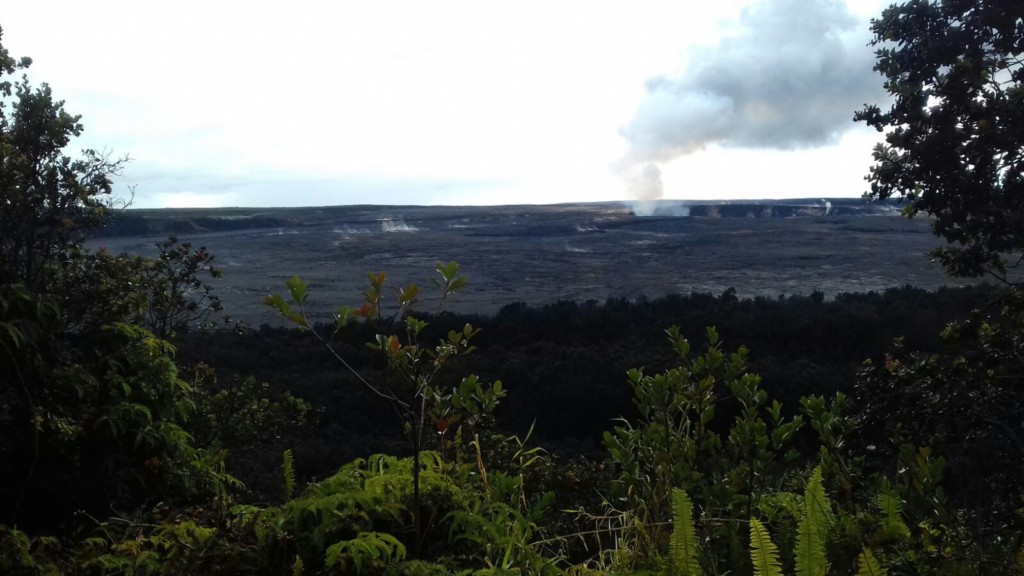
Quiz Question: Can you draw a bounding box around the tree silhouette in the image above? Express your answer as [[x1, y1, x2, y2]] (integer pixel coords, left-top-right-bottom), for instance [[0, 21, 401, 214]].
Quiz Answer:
[[856, 0, 1024, 280]]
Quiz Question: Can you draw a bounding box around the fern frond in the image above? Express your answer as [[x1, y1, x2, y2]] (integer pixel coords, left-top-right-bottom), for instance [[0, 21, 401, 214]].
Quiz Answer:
[[876, 492, 910, 542], [291, 554, 304, 576], [668, 488, 702, 576], [796, 467, 829, 576], [856, 548, 886, 576], [282, 449, 296, 500], [804, 466, 834, 528], [325, 531, 407, 573], [749, 519, 783, 576]]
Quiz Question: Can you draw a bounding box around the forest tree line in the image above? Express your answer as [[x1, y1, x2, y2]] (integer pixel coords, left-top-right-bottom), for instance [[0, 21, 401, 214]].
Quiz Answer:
[[174, 283, 999, 483]]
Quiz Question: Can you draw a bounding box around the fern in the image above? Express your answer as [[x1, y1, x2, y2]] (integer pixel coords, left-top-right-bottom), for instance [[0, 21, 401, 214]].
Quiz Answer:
[[855, 548, 886, 576], [282, 449, 296, 500], [667, 488, 702, 576], [875, 492, 910, 542], [804, 467, 835, 527], [749, 519, 782, 576], [795, 467, 829, 576], [291, 554, 304, 576], [325, 531, 407, 573]]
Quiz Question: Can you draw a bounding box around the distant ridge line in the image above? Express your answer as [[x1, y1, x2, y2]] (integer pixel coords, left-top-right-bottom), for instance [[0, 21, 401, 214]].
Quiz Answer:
[[94, 198, 901, 238]]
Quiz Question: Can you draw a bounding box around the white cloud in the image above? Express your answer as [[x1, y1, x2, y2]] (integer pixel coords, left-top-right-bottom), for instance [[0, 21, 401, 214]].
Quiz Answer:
[[1, 0, 889, 207], [617, 0, 888, 204]]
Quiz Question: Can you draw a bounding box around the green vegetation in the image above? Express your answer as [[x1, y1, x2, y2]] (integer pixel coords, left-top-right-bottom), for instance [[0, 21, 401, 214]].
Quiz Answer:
[[856, 0, 1024, 279], [4, 3, 1024, 573]]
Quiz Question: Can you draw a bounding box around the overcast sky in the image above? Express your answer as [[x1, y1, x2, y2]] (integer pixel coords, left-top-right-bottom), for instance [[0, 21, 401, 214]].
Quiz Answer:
[[3, 0, 890, 208]]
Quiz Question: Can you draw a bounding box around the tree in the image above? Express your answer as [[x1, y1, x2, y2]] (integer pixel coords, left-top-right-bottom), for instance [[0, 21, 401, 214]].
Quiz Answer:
[[0, 26, 127, 294], [0, 28, 234, 531], [855, 0, 1024, 280], [602, 326, 806, 570], [853, 294, 1024, 530], [266, 264, 507, 558], [143, 235, 224, 338]]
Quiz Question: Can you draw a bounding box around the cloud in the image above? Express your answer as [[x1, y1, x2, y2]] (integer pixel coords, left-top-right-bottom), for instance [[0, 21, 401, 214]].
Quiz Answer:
[[118, 168, 511, 209], [619, 0, 885, 197]]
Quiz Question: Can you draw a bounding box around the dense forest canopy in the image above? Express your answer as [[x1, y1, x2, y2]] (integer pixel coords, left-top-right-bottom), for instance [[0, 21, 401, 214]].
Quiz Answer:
[[3, 2, 1024, 573]]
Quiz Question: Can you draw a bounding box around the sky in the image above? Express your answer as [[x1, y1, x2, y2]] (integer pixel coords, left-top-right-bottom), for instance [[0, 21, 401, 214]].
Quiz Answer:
[[2, 0, 891, 209]]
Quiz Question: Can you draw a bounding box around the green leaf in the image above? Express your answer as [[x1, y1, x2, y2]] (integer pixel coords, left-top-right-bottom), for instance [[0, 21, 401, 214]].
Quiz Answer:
[[437, 261, 459, 281], [282, 449, 296, 500], [368, 272, 386, 289], [700, 404, 715, 425], [796, 467, 829, 576], [876, 491, 910, 542], [433, 261, 466, 296], [669, 488, 703, 576], [289, 311, 308, 329], [285, 275, 308, 305], [398, 284, 420, 305], [806, 466, 835, 527], [0, 322, 24, 348], [406, 315, 427, 334], [264, 293, 292, 317], [335, 305, 353, 329], [325, 531, 406, 572], [855, 548, 886, 576], [705, 326, 720, 347], [749, 519, 782, 576]]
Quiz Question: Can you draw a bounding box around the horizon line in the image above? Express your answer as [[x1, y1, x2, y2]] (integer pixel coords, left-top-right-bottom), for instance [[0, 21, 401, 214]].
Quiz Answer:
[[117, 196, 878, 211]]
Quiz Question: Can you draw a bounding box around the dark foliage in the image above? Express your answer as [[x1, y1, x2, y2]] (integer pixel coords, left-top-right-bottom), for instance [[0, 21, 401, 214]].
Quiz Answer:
[[176, 284, 996, 477], [857, 0, 1024, 279], [854, 289, 1024, 534]]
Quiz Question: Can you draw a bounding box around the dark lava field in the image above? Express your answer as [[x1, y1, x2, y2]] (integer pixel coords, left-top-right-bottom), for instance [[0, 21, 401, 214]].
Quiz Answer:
[[89, 199, 976, 326]]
